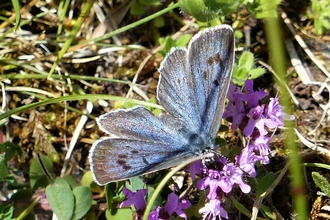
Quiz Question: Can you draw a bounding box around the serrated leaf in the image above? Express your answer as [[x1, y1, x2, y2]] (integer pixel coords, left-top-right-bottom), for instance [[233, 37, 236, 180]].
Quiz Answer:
[[46, 184, 74, 220], [248, 68, 265, 79], [205, 0, 243, 15], [237, 66, 248, 78], [179, 0, 216, 22], [238, 51, 254, 70], [72, 186, 92, 220]]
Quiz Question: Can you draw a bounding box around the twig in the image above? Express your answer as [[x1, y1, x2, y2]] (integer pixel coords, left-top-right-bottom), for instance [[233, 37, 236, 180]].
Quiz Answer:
[[281, 11, 330, 79], [60, 101, 93, 177]]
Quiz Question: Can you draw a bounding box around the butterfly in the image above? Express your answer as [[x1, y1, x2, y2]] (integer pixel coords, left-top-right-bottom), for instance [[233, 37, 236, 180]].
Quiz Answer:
[[89, 25, 235, 185]]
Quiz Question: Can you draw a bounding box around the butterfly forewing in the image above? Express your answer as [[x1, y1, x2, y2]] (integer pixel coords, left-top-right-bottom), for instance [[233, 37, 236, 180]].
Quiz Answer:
[[158, 25, 234, 141], [189, 25, 234, 140], [158, 48, 201, 134], [90, 137, 197, 185]]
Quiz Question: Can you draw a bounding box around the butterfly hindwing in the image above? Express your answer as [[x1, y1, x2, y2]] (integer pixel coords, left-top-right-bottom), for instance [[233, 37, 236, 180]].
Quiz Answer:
[[89, 106, 194, 185], [90, 137, 197, 185]]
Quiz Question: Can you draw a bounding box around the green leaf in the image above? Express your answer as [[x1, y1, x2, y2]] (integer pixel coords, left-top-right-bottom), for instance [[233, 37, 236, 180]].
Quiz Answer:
[[72, 186, 92, 220], [248, 68, 265, 80], [0, 203, 14, 220], [0, 153, 8, 179], [105, 182, 117, 210], [140, 0, 161, 6], [256, 172, 275, 197], [146, 186, 161, 210], [179, 0, 216, 22], [232, 51, 265, 86], [314, 17, 324, 35], [311, 0, 321, 12], [214, 137, 226, 146], [0, 142, 24, 162], [247, 0, 281, 19], [11, 0, 21, 31], [231, 196, 251, 218], [205, 0, 243, 15], [105, 207, 132, 220], [54, 177, 72, 189], [256, 0, 281, 19], [175, 34, 192, 47], [46, 184, 74, 220], [261, 204, 276, 219], [153, 16, 164, 28], [81, 170, 95, 187], [238, 51, 254, 70], [312, 172, 330, 197], [158, 34, 192, 58], [158, 36, 176, 57], [129, 176, 146, 192], [130, 2, 144, 15], [16, 195, 40, 220], [29, 156, 54, 190], [63, 175, 79, 189]]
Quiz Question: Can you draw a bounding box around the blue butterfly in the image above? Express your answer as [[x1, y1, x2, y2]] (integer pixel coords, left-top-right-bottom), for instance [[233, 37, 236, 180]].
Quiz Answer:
[[89, 25, 235, 185]]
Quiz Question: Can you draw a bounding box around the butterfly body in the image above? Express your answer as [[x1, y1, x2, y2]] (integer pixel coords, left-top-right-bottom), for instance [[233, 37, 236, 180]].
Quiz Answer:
[[89, 25, 235, 185]]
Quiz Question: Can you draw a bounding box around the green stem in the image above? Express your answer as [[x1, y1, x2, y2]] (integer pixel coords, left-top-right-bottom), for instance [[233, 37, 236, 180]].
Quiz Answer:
[[0, 94, 163, 121], [48, 0, 96, 78]]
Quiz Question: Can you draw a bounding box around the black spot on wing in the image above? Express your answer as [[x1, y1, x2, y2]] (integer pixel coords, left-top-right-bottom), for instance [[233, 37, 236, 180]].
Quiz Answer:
[[213, 80, 219, 86], [117, 159, 132, 170], [213, 53, 222, 64], [207, 56, 214, 65], [207, 53, 222, 65]]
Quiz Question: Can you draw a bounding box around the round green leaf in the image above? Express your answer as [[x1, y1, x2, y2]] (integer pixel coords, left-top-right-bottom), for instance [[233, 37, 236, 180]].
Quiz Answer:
[[72, 186, 92, 220], [46, 184, 74, 220]]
